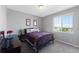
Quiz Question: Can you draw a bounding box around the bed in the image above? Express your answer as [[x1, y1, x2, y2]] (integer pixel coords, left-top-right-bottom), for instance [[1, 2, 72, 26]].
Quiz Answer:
[[25, 28, 54, 52]]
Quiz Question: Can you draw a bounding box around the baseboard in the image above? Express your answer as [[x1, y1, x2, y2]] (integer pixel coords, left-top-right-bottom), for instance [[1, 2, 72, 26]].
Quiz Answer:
[[55, 39, 79, 49]]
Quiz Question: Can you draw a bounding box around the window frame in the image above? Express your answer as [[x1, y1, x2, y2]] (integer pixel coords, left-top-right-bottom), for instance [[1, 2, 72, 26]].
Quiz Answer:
[[53, 13, 74, 33]]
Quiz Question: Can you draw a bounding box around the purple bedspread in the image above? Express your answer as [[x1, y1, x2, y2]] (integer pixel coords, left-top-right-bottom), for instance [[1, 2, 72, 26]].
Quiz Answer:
[[26, 32, 53, 44], [27, 32, 50, 39], [26, 31, 54, 52]]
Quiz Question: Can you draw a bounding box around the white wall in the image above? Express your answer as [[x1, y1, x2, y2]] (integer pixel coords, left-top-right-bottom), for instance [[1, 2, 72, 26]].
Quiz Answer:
[[0, 5, 7, 31], [7, 9, 42, 34], [41, 6, 79, 46]]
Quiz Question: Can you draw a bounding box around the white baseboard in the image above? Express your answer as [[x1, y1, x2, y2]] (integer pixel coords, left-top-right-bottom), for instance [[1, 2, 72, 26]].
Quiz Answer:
[[55, 39, 79, 49]]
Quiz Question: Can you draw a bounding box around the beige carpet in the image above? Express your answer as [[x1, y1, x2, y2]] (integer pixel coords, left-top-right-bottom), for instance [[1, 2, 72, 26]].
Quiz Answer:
[[21, 40, 79, 53]]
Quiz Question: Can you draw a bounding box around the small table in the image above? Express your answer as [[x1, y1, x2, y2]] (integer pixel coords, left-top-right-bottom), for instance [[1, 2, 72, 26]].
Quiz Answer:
[[0, 36, 21, 53]]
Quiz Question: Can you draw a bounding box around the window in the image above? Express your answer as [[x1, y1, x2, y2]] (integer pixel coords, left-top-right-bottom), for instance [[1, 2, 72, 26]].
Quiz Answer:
[[53, 13, 73, 32]]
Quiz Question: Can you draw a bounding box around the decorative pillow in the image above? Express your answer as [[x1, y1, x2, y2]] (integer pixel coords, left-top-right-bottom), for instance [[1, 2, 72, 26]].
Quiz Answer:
[[30, 29, 34, 32], [26, 28, 40, 33], [27, 29, 31, 33], [33, 28, 40, 32]]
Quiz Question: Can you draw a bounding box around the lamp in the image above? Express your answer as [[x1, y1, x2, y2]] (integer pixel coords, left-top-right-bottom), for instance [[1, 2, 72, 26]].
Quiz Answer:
[[38, 5, 44, 9]]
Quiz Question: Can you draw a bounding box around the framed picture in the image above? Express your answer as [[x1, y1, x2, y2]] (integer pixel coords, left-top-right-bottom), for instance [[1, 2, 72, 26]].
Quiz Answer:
[[26, 19, 31, 26], [33, 20, 37, 26]]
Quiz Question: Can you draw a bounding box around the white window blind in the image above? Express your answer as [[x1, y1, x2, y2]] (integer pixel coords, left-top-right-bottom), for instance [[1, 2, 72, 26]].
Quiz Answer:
[[53, 13, 73, 32]]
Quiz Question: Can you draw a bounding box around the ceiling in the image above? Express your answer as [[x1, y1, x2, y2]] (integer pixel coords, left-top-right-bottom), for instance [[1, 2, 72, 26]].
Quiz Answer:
[[7, 5, 77, 17]]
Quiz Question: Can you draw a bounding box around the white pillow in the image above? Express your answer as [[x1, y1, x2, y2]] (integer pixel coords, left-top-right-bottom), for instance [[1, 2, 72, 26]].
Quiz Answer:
[[34, 28, 40, 32], [27, 28, 40, 33], [27, 29, 31, 33], [30, 29, 34, 32]]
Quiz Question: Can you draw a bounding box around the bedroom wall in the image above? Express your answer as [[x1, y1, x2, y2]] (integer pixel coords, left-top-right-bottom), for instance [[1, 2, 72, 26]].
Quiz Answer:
[[0, 5, 7, 31], [41, 6, 79, 47], [7, 9, 42, 34]]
